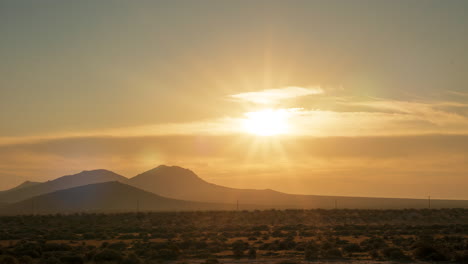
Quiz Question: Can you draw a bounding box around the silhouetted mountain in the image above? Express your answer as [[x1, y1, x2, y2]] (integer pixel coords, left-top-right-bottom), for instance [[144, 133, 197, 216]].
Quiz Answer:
[[129, 165, 234, 200], [0, 170, 127, 203], [1, 165, 467, 210], [0, 181, 234, 215], [0, 181, 40, 193], [129, 165, 468, 209], [129, 165, 290, 206]]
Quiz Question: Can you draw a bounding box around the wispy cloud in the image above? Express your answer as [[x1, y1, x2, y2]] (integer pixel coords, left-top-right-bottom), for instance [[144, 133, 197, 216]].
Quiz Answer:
[[447, 90, 468, 97], [2, 93, 468, 148], [230, 86, 323, 104], [2, 97, 468, 145]]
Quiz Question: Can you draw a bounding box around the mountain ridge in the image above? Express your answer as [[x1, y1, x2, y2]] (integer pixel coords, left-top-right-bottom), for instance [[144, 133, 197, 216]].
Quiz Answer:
[[0, 181, 237, 215], [128, 165, 468, 209], [1, 165, 468, 210], [0, 180, 41, 193], [0, 169, 127, 203]]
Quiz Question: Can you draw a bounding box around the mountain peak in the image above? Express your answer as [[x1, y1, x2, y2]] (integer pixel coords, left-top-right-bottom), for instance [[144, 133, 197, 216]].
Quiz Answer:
[[79, 169, 114, 174], [1, 180, 41, 193], [143, 165, 198, 178], [56, 169, 127, 183], [129, 165, 206, 189], [128, 165, 217, 201], [154, 164, 187, 170]]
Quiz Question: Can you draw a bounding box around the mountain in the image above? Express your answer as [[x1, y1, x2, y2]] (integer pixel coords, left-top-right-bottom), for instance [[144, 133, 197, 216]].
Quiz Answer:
[[129, 165, 468, 209], [0, 170, 127, 203], [0, 181, 40, 193], [1, 165, 467, 211], [129, 165, 236, 201], [0, 181, 235, 215]]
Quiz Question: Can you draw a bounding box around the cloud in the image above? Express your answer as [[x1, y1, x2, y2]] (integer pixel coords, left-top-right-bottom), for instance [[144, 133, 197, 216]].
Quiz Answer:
[[341, 100, 468, 125], [2, 95, 468, 148], [2, 98, 468, 146], [230, 86, 323, 104], [447, 90, 468, 97]]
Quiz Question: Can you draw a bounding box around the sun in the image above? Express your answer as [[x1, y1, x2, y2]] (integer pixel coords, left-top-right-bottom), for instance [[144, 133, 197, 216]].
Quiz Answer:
[[242, 109, 290, 136]]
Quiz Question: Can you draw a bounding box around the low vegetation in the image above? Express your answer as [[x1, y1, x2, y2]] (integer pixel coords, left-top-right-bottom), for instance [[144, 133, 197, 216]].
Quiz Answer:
[[0, 209, 467, 263]]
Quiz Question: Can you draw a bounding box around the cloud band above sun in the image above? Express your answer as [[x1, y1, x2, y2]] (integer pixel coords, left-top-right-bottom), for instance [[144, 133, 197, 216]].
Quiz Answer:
[[230, 86, 324, 104]]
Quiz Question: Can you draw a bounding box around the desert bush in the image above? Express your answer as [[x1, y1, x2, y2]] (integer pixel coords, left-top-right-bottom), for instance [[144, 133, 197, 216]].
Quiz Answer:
[[412, 244, 447, 261], [94, 249, 123, 263], [122, 253, 141, 264], [203, 257, 219, 264], [381, 246, 410, 261], [18, 255, 33, 264], [455, 250, 468, 264], [277, 261, 299, 264], [0, 255, 19, 264], [360, 236, 387, 250], [232, 240, 248, 259], [108, 242, 128, 251], [304, 242, 319, 261], [39, 256, 61, 264], [343, 243, 362, 253], [60, 254, 84, 264], [321, 248, 342, 259], [155, 248, 180, 260], [248, 248, 257, 259], [42, 243, 72, 252]]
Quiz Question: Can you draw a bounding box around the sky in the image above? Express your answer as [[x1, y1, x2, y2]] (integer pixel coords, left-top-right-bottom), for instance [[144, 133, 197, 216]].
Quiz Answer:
[[1, 0, 468, 199]]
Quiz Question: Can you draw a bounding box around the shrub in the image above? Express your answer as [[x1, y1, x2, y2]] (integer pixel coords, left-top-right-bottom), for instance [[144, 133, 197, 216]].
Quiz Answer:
[[381, 247, 410, 261], [60, 254, 84, 264], [94, 249, 123, 263], [455, 251, 468, 264], [18, 256, 33, 264], [232, 240, 247, 259], [343, 243, 362, 253], [0, 255, 18, 264], [248, 248, 257, 259], [108, 242, 128, 251], [42, 243, 72, 252], [203, 257, 219, 264], [156, 248, 180, 260], [277, 261, 299, 264], [412, 245, 447, 261], [304, 243, 319, 261], [122, 253, 141, 264], [39, 256, 61, 264], [322, 248, 343, 259]]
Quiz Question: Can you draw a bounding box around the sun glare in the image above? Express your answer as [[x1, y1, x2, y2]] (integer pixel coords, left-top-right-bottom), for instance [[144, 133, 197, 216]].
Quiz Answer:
[[242, 109, 290, 136]]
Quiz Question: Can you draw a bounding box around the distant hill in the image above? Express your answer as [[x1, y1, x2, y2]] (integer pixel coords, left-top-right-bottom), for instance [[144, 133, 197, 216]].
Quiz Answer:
[[129, 165, 468, 209], [0, 181, 235, 215], [0, 170, 127, 203], [0, 181, 40, 193], [1, 165, 467, 211]]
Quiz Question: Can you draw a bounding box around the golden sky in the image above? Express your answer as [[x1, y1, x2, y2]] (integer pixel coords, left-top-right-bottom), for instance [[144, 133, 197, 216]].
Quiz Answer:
[[1, 1, 468, 199]]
